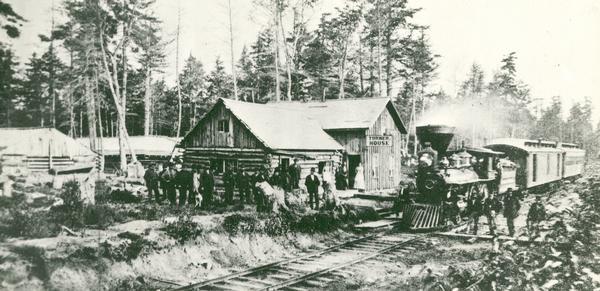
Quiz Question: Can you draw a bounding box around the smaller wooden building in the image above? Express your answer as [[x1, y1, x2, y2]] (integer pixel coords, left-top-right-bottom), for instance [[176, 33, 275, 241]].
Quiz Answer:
[[181, 98, 344, 181], [270, 98, 407, 191], [0, 127, 97, 175]]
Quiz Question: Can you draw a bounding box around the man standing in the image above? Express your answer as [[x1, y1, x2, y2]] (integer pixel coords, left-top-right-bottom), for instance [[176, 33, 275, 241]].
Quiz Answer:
[[143, 164, 161, 203], [223, 167, 235, 205], [201, 169, 215, 208], [503, 188, 521, 236], [289, 158, 301, 189], [527, 195, 546, 239], [280, 169, 292, 192], [469, 191, 484, 235], [161, 163, 177, 205], [238, 170, 251, 204], [254, 167, 269, 211], [305, 167, 321, 210], [174, 164, 191, 207], [483, 193, 501, 235]]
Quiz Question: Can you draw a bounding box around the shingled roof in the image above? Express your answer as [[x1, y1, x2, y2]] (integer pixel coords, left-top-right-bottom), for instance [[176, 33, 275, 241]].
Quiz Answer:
[[0, 127, 96, 157], [220, 98, 344, 151], [267, 98, 407, 133]]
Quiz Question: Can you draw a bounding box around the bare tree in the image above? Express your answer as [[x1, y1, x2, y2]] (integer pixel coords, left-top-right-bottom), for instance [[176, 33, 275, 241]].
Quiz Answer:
[[175, 4, 183, 136], [227, 0, 238, 100]]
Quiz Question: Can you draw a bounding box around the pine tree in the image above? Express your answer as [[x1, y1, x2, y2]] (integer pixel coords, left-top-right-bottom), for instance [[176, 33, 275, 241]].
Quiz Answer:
[[178, 54, 206, 133], [206, 57, 233, 101], [0, 45, 18, 126]]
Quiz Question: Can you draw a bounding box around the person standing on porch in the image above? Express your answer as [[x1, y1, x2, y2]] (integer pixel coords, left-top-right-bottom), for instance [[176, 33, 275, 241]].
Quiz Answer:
[[305, 168, 321, 209], [354, 162, 365, 192]]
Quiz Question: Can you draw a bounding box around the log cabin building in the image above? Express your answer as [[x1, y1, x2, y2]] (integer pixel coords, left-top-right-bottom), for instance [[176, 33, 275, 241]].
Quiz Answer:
[[181, 97, 407, 192]]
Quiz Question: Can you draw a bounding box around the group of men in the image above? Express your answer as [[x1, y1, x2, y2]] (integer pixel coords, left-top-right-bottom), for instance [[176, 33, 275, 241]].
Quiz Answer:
[[142, 158, 309, 209], [143, 163, 215, 208], [469, 188, 546, 239]]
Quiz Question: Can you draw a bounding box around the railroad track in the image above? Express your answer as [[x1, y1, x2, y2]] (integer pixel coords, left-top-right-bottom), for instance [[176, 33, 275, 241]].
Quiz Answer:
[[173, 233, 427, 291]]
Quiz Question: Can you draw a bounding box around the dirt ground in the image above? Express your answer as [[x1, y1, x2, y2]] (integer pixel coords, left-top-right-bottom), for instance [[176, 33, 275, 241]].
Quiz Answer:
[[1, 161, 596, 291]]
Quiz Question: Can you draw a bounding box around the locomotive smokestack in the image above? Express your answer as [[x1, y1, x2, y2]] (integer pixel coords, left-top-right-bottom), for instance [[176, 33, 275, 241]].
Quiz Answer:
[[416, 125, 456, 156]]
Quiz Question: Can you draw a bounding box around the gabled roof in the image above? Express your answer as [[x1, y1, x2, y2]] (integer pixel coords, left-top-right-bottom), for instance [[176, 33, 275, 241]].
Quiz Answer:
[[0, 127, 96, 157], [267, 98, 407, 133], [185, 98, 343, 151], [77, 136, 179, 156]]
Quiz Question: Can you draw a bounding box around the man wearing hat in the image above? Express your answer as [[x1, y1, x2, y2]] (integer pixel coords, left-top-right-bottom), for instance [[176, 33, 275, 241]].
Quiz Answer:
[[201, 168, 215, 208], [143, 163, 161, 203], [304, 167, 321, 209], [503, 188, 521, 236], [527, 195, 546, 239], [223, 166, 236, 205], [174, 163, 192, 207], [288, 158, 302, 189], [161, 163, 177, 205]]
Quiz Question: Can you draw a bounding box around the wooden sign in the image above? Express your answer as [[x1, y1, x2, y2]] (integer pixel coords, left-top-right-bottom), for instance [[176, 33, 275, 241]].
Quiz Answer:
[[367, 135, 392, 147]]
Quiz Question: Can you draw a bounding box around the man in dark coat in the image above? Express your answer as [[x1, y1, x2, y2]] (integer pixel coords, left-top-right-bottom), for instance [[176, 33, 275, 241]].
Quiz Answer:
[[174, 164, 192, 207], [469, 191, 484, 235], [527, 195, 546, 239], [483, 194, 501, 235], [335, 166, 348, 190], [280, 169, 292, 192], [201, 169, 215, 208], [223, 167, 236, 205], [237, 170, 251, 204], [304, 167, 321, 209], [288, 158, 301, 189], [254, 167, 269, 211], [160, 163, 177, 205], [503, 188, 521, 236], [143, 164, 161, 203]]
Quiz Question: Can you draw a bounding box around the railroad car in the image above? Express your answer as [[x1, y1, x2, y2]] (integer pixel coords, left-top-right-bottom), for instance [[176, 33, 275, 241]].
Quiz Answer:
[[485, 138, 585, 189], [401, 125, 585, 231]]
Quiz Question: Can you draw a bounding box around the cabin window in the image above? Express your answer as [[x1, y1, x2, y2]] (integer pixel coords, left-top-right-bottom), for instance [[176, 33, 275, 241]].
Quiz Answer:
[[218, 119, 229, 133], [532, 154, 537, 182]]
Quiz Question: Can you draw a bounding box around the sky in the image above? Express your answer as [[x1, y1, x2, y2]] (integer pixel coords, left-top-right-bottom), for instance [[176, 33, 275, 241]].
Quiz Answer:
[[4, 0, 600, 122]]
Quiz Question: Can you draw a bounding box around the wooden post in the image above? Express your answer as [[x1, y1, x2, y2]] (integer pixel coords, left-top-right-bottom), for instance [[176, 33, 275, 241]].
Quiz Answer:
[[48, 136, 53, 170]]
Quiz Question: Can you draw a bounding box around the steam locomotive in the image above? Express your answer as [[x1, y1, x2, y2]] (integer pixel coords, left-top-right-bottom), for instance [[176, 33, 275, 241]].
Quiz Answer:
[[401, 125, 585, 230]]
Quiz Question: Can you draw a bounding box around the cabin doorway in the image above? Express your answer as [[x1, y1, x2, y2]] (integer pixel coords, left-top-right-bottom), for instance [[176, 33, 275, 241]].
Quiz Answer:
[[348, 155, 361, 189]]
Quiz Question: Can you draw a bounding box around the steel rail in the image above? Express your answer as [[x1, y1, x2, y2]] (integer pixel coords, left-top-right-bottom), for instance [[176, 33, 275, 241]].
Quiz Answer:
[[262, 237, 423, 290], [172, 233, 384, 291]]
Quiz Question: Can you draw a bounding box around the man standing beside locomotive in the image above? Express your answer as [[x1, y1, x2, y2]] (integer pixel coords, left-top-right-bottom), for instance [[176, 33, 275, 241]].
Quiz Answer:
[[503, 188, 521, 236], [527, 195, 546, 239]]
